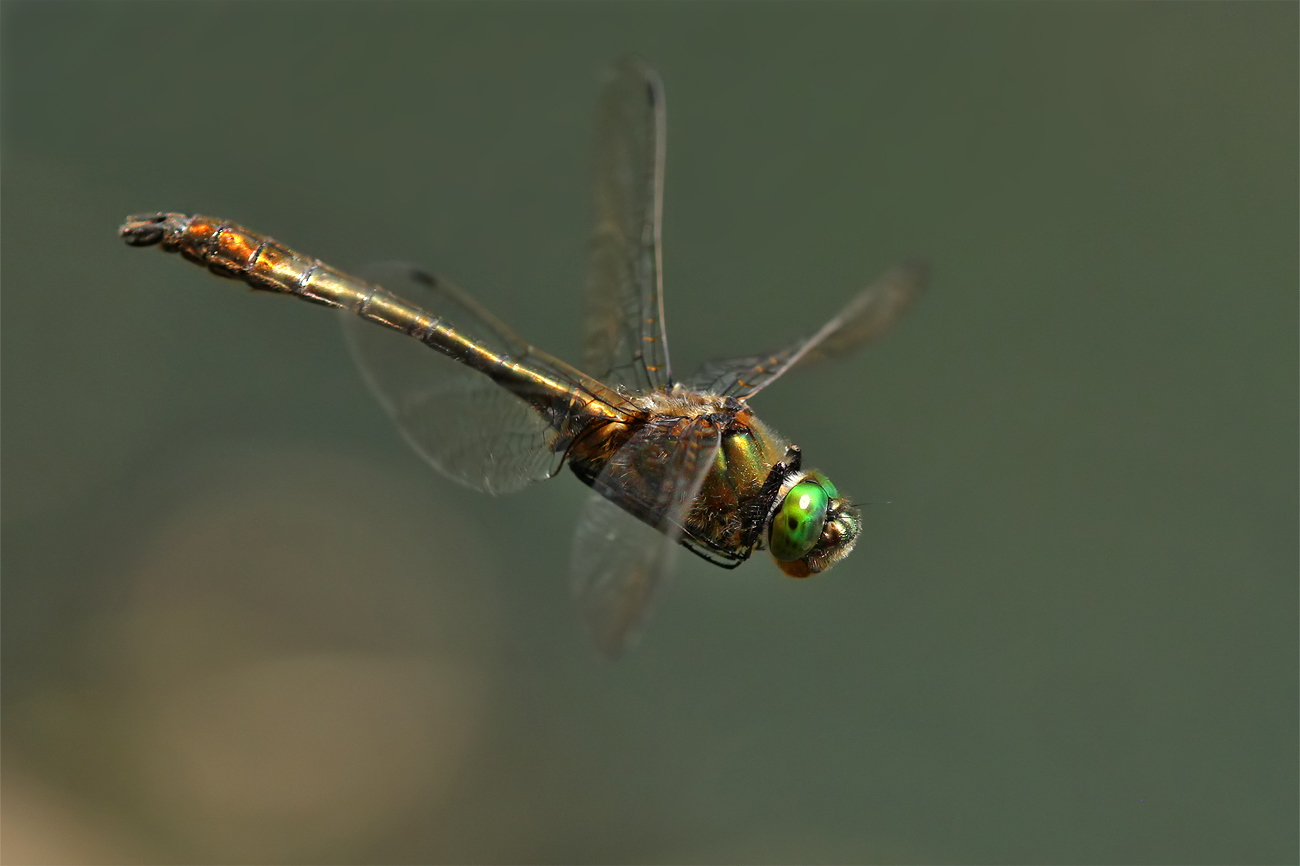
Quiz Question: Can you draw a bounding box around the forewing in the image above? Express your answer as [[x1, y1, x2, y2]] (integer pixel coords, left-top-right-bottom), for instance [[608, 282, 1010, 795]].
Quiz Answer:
[[344, 262, 607, 494], [583, 55, 673, 394], [689, 260, 927, 399], [570, 417, 721, 656]]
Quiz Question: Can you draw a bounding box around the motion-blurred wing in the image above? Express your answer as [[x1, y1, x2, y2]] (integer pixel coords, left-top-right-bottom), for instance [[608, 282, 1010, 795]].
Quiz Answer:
[[583, 55, 673, 394], [689, 260, 927, 399], [570, 417, 721, 656], [344, 262, 626, 494]]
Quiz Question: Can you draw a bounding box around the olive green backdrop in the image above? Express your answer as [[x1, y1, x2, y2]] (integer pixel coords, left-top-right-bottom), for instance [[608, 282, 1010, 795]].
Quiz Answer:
[[3, 2, 1296, 864]]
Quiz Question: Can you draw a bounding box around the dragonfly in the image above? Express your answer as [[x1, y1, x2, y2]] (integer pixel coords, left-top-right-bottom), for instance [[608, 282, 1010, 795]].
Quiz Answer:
[[119, 57, 925, 655]]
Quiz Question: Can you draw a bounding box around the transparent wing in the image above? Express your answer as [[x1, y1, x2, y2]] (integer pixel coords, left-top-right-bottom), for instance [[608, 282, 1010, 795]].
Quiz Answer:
[[689, 260, 927, 399], [583, 55, 673, 394], [344, 262, 621, 495], [570, 417, 721, 657]]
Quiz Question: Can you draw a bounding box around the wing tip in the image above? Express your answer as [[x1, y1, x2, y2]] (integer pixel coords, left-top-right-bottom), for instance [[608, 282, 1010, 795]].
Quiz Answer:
[[896, 257, 932, 292], [604, 54, 665, 99]]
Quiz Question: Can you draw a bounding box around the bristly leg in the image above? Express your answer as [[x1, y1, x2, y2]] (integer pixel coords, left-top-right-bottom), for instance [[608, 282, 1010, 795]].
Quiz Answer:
[[741, 444, 802, 550]]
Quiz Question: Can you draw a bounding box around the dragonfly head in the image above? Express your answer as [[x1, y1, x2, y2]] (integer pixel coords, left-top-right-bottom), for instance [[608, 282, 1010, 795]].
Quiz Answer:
[[768, 471, 860, 578]]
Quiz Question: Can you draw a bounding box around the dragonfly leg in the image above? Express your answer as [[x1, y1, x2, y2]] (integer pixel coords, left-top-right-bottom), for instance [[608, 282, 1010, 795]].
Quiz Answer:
[[740, 445, 801, 550]]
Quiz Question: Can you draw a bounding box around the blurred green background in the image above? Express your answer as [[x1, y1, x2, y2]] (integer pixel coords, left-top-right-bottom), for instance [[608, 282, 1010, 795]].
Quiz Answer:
[[2, 3, 1295, 864]]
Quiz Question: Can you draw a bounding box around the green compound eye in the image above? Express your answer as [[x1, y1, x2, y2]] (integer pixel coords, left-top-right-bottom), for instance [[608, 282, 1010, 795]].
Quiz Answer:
[[805, 472, 838, 501], [770, 481, 830, 562]]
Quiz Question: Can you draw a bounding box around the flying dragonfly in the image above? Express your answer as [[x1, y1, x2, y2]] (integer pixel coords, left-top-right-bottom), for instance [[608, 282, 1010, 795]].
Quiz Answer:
[[119, 57, 925, 655]]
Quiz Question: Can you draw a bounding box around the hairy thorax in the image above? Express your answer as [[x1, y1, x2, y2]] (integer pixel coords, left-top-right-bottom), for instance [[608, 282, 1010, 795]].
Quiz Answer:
[[567, 385, 792, 565]]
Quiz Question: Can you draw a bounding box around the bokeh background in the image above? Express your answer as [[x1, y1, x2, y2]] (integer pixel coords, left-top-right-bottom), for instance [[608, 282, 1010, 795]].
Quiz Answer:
[[3, 3, 1295, 864]]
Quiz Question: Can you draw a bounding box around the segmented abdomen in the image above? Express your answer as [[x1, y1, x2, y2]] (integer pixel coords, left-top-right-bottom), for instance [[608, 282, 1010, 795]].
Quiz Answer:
[[119, 211, 627, 438], [120, 212, 368, 309]]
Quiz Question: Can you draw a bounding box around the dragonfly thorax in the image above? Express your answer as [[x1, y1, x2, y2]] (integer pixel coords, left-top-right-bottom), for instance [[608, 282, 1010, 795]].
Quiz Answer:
[[629, 383, 745, 419]]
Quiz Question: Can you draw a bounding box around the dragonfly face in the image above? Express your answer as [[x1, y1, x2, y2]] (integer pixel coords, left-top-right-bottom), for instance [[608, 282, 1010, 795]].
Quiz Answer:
[[119, 57, 924, 655], [768, 471, 861, 579]]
